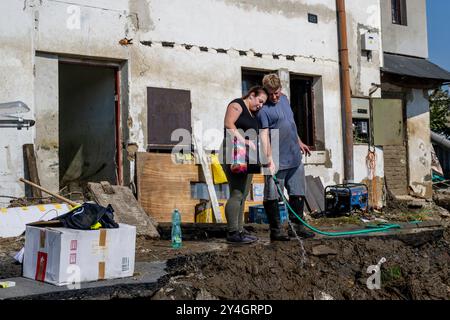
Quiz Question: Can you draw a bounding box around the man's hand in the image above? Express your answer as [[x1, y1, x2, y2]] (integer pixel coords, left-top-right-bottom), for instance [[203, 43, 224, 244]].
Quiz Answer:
[[300, 141, 312, 157], [268, 160, 276, 176]]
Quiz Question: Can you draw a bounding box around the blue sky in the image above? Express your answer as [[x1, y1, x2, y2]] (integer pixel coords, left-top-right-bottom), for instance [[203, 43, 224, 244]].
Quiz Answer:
[[427, 0, 450, 73]]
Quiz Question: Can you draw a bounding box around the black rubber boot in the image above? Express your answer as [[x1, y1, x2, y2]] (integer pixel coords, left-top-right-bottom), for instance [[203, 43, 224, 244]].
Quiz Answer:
[[288, 196, 315, 239], [264, 200, 290, 241]]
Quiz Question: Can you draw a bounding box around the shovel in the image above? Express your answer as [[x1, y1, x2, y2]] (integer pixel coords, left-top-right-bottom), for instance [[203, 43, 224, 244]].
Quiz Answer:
[[19, 178, 80, 207]]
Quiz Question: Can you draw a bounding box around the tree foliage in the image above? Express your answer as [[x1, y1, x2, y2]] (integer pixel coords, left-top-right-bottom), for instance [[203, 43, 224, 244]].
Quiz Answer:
[[429, 88, 450, 136]]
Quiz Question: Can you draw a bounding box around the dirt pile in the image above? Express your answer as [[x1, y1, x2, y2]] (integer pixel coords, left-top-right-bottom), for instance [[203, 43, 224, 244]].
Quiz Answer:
[[0, 236, 24, 279], [155, 228, 450, 300]]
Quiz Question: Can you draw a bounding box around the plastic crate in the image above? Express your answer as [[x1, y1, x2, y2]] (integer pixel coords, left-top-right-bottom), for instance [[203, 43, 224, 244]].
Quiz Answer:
[[248, 203, 288, 224]]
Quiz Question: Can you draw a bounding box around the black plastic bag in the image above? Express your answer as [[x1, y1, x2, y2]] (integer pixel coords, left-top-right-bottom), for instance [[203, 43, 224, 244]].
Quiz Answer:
[[52, 202, 119, 230]]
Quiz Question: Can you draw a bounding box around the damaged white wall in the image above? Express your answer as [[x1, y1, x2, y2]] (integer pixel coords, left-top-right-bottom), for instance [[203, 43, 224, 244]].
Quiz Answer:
[[380, 0, 433, 199], [406, 89, 432, 198], [346, 0, 385, 205], [0, 0, 35, 206], [1, 0, 385, 203], [381, 0, 428, 58]]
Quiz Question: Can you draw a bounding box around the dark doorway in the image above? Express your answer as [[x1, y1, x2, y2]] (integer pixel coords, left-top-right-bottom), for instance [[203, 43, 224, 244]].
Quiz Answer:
[[59, 63, 118, 188], [290, 76, 315, 147]]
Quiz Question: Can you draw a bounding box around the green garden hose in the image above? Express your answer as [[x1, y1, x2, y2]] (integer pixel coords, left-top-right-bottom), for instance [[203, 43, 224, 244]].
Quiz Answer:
[[272, 175, 401, 237]]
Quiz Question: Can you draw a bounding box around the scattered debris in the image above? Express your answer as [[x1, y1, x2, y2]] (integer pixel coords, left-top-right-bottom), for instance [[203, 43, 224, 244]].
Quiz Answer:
[[434, 192, 450, 211], [313, 289, 334, 300], [88, 182, 160, 239], [155, 228, 450, 300], [119, 38, 133, 45], [0, 281, 16, 289], [13, 247, 24, 264], [312, 245, 337, 257], [23, 144, 42, 198]]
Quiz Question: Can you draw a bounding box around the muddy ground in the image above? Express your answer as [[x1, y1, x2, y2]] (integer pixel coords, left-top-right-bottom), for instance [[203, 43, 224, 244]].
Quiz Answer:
[[1, 202, 450, 300], [150, 202, 450, 300], [153, 228, 450, 300]]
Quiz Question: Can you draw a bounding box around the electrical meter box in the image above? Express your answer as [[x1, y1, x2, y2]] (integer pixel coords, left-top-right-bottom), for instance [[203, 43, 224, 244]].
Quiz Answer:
[[361, 33, 379, 51], [351, 98, 370, 119]]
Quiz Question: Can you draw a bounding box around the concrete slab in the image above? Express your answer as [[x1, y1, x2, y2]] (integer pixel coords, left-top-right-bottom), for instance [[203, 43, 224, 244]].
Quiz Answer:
[[88, 183, 160, 239], [0, 261, 167, 300]]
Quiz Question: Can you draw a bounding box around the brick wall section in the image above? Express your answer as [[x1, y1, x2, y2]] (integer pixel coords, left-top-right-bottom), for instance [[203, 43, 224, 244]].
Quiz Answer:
[[383, 145, 408, 196]]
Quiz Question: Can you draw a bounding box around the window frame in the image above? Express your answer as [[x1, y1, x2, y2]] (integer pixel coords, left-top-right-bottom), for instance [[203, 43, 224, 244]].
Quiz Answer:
[[391, 0, 407, 26], [289, 74, 316, 149]]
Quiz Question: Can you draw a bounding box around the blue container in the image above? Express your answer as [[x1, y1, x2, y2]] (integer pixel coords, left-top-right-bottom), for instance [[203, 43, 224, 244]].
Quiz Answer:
[[249, 203, 288, 224], [324, 183, 369, 214]]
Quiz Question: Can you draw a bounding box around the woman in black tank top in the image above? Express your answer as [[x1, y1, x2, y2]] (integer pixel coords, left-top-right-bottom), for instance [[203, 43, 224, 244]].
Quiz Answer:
[[221, 86, 268, 244]]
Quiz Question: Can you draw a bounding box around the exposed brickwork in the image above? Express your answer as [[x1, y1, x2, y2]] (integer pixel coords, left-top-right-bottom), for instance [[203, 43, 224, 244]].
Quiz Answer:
[[383, 145, 408, 196]]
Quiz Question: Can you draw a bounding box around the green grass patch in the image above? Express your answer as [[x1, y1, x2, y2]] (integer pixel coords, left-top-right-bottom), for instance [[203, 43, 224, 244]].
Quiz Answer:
[[381, 265, 403, 284], [311, 215, 364, 227]]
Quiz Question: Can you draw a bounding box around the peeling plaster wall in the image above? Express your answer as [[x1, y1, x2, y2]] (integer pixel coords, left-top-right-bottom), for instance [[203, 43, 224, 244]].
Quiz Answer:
[[0, 0, 35, 206], [345, 0, 384, 197], [35, 0, 130, 58], [1, 0, 131, 200], [0, 0, 384, 199], [406, 89, 432, 199], [34, 54, 59, 193], [131, 0, 346, 187], [143, 0, 339, 58], [346, 0, 382, 97], [346, 0, 384, 202], [381, 0, 428, 58]]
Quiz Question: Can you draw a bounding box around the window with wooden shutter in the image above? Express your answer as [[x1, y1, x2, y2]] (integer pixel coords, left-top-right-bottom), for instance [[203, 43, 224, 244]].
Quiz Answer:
[[147, 87, 192, 151]]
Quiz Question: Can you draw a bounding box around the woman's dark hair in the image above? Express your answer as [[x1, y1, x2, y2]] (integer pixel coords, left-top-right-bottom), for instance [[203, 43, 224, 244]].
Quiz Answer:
[[242, 86, 268, 100]]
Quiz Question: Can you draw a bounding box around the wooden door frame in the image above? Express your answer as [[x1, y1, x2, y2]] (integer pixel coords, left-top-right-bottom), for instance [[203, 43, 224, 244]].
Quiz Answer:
[[56, 54, 129, 186], [378, 91, 409, 191]]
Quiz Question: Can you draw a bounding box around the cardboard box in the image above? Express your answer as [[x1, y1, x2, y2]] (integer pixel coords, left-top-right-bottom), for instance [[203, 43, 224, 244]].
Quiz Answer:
[[23, 223, 136, 286], [251, 183, 264, 202]]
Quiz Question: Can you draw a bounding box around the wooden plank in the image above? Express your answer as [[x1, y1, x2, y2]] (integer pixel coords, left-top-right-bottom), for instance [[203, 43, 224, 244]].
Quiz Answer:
[[88, 182, 160, 239], [136, 152, 200, 222], [100, 181, 115, 194], [23, 144, 42, 198], [157, 222, 228, 240], [156, 222, 444, 246], [305, 176, 321, 213], [252, 174, 265, 184], [136, 152, 263, 223], [193, 135, 222, 223], [312, 176, 325, 211]]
